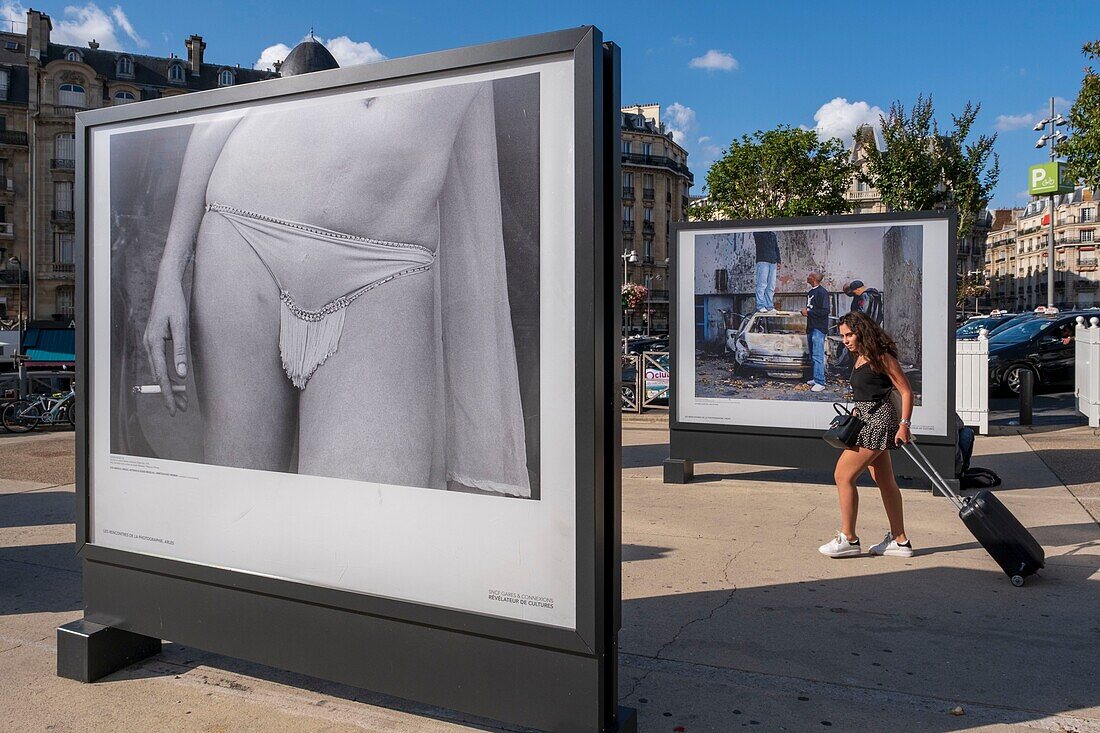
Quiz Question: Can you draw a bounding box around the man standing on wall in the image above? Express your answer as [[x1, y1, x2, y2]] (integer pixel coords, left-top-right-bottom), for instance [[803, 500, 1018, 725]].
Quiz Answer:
[[801, 271, 829, 392], [753, 230, 781, 312]]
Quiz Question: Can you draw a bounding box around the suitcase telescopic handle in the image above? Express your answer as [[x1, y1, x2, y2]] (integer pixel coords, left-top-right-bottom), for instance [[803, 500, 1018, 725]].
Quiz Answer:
[[901, 439, 965, 511]]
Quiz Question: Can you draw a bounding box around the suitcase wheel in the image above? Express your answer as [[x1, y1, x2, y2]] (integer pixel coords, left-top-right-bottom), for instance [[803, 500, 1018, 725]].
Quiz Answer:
[[1010, 575, 1025, 587]]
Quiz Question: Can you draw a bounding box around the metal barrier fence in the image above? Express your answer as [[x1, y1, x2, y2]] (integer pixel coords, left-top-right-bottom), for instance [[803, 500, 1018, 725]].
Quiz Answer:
[[621, 351, 669, 413], [1075, 316, 1100, 427], [956, 329, 990, 434]]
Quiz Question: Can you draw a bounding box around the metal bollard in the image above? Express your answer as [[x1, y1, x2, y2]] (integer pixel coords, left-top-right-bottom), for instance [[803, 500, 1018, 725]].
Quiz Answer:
[[1018, 369, 1034, 426]]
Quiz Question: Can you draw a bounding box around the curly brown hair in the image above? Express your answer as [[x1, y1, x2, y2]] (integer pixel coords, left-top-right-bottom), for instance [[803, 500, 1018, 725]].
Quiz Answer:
[[838, 311, 898, 374]]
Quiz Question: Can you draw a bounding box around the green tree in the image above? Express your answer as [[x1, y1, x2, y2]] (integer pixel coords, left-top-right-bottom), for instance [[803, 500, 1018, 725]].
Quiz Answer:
[[696, 126, 854, 220], [1061, 41, 1100, 190], [859, 95, 999, 239]]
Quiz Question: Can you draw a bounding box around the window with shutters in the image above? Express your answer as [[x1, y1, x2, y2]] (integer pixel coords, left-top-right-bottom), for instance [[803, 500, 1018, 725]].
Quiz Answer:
[[58, 83, 86, 108]]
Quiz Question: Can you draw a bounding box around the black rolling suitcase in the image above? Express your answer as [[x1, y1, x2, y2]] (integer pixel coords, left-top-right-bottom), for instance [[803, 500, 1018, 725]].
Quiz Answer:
[[902, 441, 1044, 586]]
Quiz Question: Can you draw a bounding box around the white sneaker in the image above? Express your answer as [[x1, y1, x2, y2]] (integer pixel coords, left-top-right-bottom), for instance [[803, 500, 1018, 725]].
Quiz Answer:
[[811, 383, 826, 392], [818, 531, 861, 558], [868, 531, 914, 557], [806, 379, 817, 385]]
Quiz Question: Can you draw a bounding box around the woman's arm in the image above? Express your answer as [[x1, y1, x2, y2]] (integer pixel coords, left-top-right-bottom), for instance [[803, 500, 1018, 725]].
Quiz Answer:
[[884, 354, 914, 444], [143, 117, 240, 414]]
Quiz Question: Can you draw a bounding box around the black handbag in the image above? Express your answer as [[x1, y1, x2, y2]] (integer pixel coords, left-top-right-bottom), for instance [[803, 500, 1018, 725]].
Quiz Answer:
[[823, 403, 864, 449], [822, 399, 887, 450]]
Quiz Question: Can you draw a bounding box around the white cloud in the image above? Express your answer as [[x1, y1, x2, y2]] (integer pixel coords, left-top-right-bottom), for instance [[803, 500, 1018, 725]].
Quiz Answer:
[[255, 42, 293, 72], [0, 1, 25, 29], [697, 135, 722, 158], [322, 35, 385, 67], [664, 102, 696, 146], [995, 113, 1036, 132], [994, 97, 1074, 132], [254, 34, 385, 72], [110, 5, 146, 47], [51, 3, 122, 50], [689, 49, 738, 72], [811, 97, 884, 147]]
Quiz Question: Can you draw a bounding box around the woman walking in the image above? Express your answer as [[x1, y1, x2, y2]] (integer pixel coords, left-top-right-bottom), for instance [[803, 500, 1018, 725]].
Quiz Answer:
[[819, 311, 915, 558]]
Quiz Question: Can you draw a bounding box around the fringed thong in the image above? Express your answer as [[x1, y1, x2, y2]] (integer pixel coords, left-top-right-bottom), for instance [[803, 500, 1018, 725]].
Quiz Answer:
[[205, 203, 435, 389]]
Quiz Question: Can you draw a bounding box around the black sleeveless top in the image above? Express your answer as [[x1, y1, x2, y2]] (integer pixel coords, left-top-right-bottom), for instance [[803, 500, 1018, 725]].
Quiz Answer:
[[850, 361, 893, 401]]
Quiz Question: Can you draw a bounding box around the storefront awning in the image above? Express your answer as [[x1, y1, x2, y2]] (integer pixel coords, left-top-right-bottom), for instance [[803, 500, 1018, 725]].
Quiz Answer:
[[23, 327, 75, 366]]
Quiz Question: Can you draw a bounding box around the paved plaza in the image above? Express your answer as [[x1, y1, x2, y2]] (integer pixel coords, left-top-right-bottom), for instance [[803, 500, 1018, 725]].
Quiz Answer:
[[1, 413, 1098, 732]]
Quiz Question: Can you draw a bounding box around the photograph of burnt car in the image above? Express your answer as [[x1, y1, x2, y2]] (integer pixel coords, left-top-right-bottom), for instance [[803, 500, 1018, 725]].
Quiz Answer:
[[693, 223, 924, 403]]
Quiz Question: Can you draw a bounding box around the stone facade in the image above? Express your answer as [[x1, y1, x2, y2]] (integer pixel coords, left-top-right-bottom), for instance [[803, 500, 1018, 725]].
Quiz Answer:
[[996, 187, 1099, 310], [621, 103, 693, 334], [0, 9, 276, 325]]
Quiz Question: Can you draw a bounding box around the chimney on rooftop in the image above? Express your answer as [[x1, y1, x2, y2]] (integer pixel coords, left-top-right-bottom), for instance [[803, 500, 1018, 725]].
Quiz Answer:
[[88, 39, 99, 50], [185, 34, 205, 75]]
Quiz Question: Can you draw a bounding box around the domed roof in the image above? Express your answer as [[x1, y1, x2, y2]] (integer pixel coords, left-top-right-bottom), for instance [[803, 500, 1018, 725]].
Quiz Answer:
[[280, 37, 339, 77]]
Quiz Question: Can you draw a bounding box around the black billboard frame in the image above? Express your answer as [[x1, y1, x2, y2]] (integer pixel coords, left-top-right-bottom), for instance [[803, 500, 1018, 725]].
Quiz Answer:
[[665, 211, 959, 484], [64, 27, 633, 733]]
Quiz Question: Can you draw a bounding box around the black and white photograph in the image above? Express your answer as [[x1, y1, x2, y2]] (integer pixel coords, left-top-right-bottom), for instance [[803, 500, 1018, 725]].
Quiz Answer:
[[675, 217, 951, 435], [108, 74, 540, 499], [89, 59, 581, 628]]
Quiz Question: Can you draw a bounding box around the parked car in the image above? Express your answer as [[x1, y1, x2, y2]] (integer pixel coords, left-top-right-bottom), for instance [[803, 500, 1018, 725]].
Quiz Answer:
[[956, 314, 1017, 341], [725, 310, 844, 379], [987, 313, 1083, 394], [623, 335, 669, 355]]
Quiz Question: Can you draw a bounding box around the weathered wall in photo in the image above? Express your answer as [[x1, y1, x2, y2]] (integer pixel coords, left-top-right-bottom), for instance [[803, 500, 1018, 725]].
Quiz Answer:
[[882, 225, 923, 367]]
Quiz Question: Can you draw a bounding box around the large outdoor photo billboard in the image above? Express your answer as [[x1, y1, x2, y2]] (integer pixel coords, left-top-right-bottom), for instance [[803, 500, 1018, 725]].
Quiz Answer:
[[88, 57, 581, 629], [675, 216, 952, 437]]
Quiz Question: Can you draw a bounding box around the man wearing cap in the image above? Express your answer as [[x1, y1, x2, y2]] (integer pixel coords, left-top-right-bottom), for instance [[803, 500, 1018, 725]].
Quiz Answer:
[[842, 279, 884, 326]]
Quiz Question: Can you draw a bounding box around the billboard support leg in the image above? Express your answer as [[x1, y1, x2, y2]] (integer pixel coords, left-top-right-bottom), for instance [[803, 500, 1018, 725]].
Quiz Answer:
[[662, 458, 694, 484], [57, 619, 161, 683]]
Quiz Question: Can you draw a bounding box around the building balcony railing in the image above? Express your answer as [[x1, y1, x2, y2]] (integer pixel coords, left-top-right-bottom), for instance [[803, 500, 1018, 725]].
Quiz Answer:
[[641, 187, 654, 200], [38, 261, 75, 278], [621, 152, 694, 182], [622, 186, 634, 200], [622, 219, 634, 233], [0, 130, 28, 146], [848, 188, 878, 201], [1078, 280, 1099, 291], [50, 158, 75, 170], [41, 105, 83, 119], [647, 289, 669, 302], [0, 268, 27, 284], [0, 222, 12, 237], [642, 220, 655, 233], [52, 210, 75, 223], [642, 255, 654, 264], [1079, 259, 1098, 271]]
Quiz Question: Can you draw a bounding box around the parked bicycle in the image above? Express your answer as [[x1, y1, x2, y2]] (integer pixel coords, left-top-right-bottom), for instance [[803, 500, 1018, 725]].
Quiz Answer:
[[2, 388, 76, 433]]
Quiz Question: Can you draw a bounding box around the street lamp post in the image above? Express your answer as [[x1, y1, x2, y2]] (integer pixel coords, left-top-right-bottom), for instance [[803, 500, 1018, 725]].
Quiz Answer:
[[621, 250, 637, 343], [6, 255, 24, 332], [1034, 98, 1071, 309], [644, 273, 663, 336]]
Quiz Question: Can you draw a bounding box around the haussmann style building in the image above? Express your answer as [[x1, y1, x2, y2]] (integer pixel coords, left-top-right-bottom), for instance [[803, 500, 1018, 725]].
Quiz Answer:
[[621, 103, 693, 336]]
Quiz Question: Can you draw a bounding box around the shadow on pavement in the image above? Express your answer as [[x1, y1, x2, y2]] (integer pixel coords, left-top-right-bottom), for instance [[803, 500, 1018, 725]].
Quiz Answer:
[[620, 558, 1100, 732], [0, 541, 81, 616], [0, 491, 74, 529]]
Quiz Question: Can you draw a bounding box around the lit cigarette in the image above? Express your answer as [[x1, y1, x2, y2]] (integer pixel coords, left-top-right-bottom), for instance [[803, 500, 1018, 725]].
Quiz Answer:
[[132, 385, 186, 394]]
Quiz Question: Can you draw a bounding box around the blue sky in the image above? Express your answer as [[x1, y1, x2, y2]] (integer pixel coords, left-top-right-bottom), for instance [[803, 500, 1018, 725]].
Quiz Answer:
[[4, 1, 1099, 208]]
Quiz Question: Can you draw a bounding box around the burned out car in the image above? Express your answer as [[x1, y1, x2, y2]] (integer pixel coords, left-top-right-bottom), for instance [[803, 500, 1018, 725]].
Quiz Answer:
[[725, 310, 844, 379]]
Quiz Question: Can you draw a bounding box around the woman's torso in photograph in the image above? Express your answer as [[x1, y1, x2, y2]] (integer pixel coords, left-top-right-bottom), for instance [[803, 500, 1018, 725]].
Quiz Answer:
[[205, 82, 483, 249]]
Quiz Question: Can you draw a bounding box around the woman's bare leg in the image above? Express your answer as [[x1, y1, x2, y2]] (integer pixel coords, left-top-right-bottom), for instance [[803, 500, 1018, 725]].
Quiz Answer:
[[191, 216, 298, 470], [868, 450, 907, 542], [297, 270, 440, 487], [833, 448, 879, 540]]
